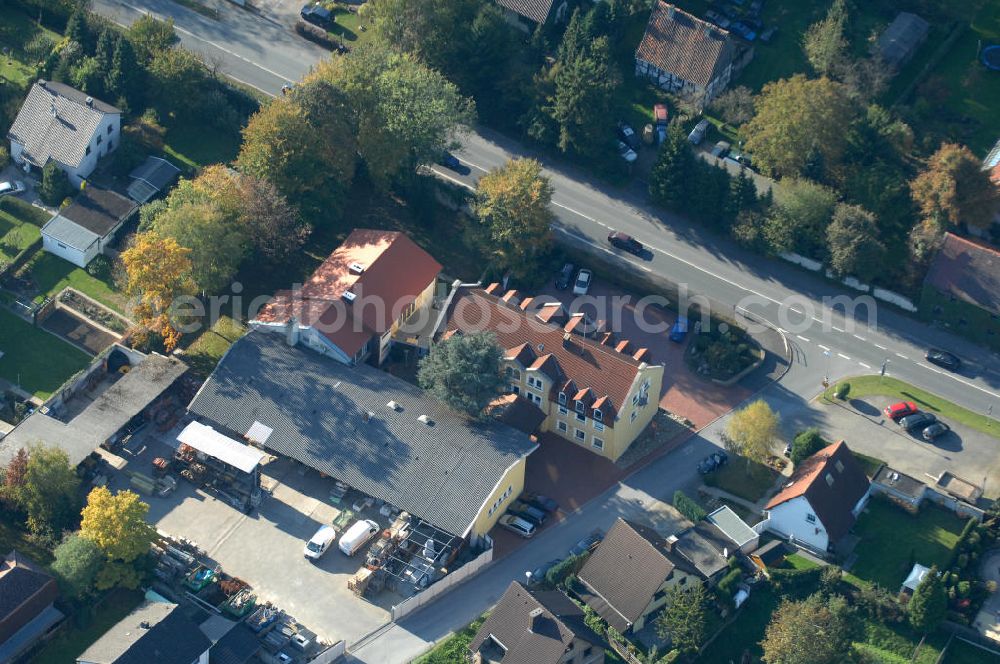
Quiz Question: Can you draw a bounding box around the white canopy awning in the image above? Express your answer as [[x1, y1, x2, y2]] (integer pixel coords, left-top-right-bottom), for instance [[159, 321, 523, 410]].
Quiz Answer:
[[902, 563, 931, 592], [177, 421, 265, 474]]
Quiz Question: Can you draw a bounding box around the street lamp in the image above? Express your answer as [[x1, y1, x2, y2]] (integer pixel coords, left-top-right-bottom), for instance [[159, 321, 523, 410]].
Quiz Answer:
[[822, 350, 831, 388]]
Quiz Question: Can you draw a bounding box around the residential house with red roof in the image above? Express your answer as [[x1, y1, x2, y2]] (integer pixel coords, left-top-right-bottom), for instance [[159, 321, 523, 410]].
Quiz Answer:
[[0, 550, 63, 662], [443, 285, 664, 462], [251, 230, 442, 367], [761, 441, 871, 553], [635, 2, 748, 108], [921, 233, 1000, 350]]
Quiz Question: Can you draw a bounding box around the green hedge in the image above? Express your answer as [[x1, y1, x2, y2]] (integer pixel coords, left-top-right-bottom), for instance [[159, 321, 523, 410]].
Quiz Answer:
[[0, 197, 52, 227], [673, 490, 707, 522]]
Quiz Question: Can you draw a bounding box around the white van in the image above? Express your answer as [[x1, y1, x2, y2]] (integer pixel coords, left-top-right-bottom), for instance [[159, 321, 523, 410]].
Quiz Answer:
[[339, 519, 379, 556], [303, 525, 337, 560]]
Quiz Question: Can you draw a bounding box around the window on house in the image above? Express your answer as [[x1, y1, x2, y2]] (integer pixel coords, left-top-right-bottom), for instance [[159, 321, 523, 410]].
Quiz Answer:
[[96, 135, 102, 145], [835, 460, 845, 473], [85, 145, 91, 155], [593, 409, 602, 421], [557, 421, 568, 433], [574, 429, 586, 441], [825, 473, 834, 487], [108, 124, 113, 134], [505, 367, 521, 380], [57, 242, 67, 249], [107, 139, 113, 150], [575, 412, 585, 423], [575, 400, 585, 413], [594, 421, 605, 432], [558, 406, 568, 416], [558, 392, 567, 405], [592, 438, 604, 450], [510, 385, 520, 395], [630, 411, 637, 422], [806, 514, 816, 524]]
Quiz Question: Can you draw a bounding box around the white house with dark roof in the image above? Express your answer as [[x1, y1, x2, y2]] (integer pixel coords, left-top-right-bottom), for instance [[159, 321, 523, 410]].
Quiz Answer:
[[8, 80, 121, 187], [40, 186, 137, 267], [635, 2, 742, 108]]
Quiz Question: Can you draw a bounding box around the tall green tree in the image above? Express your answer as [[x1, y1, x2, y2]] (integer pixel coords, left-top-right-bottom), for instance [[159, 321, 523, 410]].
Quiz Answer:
[[656, 584, 710, 653], [418, 332, 504, 418], [744, 75, 856, 179], [472, 158, 555, 280], [826, 203, 885, 281], [726, 166, 759, 221], [762, 594, 852, 664], [20, 445, 80, 535], [802, 0, 848, 76], [107, 36, 143, 108], [649, 125, 697, 209], [127, 15, 177, 64], [545, 35, 618, 158], [763, 178, 837, 257], [51, 533, 104, 599], [909, 565, 947, 633], [65, 6, 88, 47]]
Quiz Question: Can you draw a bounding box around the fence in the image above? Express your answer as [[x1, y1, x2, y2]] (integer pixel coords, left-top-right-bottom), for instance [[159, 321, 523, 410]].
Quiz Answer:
[[389, 545, 493, 621], [309, 641, 346, 663]]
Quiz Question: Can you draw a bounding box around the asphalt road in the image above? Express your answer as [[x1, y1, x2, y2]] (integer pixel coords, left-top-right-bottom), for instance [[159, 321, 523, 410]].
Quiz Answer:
[[86, 1, 1000, 659]]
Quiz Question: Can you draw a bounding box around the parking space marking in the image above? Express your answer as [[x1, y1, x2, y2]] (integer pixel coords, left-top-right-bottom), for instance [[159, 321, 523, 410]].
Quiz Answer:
[[895, 352, 909, 359], [853, 334, 866, 341], [796, 335, 810, 343], [832, 325, 846, 332], [874, 343, 887, 350], [838, 353, 851, 360], [859, 362, 872, 369], [818, 344, 830, 351]]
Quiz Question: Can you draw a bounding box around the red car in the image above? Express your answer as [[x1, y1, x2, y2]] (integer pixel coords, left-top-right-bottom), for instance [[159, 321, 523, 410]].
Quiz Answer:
[[884, 401, 918, 421]]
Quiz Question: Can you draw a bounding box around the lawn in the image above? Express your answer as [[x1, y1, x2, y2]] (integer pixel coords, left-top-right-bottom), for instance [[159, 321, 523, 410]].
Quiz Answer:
[[182, 315, 246, 377], [850, 499, 967, 589], [824, 375, 1000, 439], [0, 9, 61, 87], [856, 620, 949, 664], [0, 517, 54, 565], [699, 583, 779, 663], [945, 638, 1000, 664], [783, 553, 821, 570], [0, 307, 91, 399], [703, 457, 779, 503], [33, 588, 145, 664], [163, 121, 241, 173], [0, 199, 46, 261], [413, 614, 488, 664], [26, 252, 128, 315]]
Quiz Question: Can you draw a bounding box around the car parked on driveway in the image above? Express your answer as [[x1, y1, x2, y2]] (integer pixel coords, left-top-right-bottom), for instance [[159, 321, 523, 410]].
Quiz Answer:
[[618, 122, 640, 150], [698, 450, 729, 474], [303, 525, 337, 561], [688, 119, 710, 145], [710, 140, 731, 158], [569, 529, 603, 556], [922, 422, 950, 441], [654, 103, 668, 143], [573, 269, 592, 295], [900, 412, 937, 433], [884, 401, 918, 421], [926, 349, 961, 371], [499, 514, 536, 538], [617, 140, 638, 163], [438, 152, 461, 170], [528, 558, 563, 586], [608, 230, 643, 255], [522, 492, 559, 513], [300, 2, 332, 26], [555, 263, 575, 290], [509, 500, 547, 526], [0, 181, 25, 197]]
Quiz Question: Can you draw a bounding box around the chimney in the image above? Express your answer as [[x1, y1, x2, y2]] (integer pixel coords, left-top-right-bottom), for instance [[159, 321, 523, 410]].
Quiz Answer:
[[528, 607, 545, 633], [140, 621, 151, 629], [349, 262, 365, 274], [362, 410, 374, 423], [418, 414, 434, 426], [562, 333, 574, 350], [666, 534, 679, 553], [38, 79, 47, 88], [286, 316, 300, 347], [50, 102, 57, 118], [85, 96, 94, 107]]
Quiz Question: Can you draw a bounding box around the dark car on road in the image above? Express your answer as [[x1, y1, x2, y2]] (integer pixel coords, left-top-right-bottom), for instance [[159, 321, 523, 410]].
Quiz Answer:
[[300, 3, 332, 26], [528, 558, 563, 586], [438, 152, 461, 170], [926, 349, 961, 371], [698, 450, 729, 474], [608, 231, 643, 255], [555, 263, 575, 290], [570, 529, 604, 557], [922, 422, 950, 441], [900, 412, 937, 433]]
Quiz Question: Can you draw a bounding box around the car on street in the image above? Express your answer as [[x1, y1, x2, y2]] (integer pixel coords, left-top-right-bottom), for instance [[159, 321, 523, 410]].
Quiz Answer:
[[669, 316, 689, 342], [710, 141, 731, 158], [569, 529, 603, 556], [922, 422, 951, 441], [555, 263, 575, 290], [528, 558, 563, 586], [300, 2, 332, 26], [608, 230, 643, 255], [509, 500, 547, 526], [900, 412, 937, 433], [698, 450, 729, 474], [522, 492, 559, 513], [438, 152, 461, 170], [618, 122, 640, 150], [688, 119, 710, 145], [0, 181, 25, 197], [925, 349, 961, 371], [617, 140, 638, 163], [884, 401, 918, 421], [573, 269, 592, 296], [499, 514, 536, 538]]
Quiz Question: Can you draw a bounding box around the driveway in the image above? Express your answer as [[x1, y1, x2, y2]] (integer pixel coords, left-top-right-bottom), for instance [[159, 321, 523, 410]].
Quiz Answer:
[[779, 395, 1000, 498]]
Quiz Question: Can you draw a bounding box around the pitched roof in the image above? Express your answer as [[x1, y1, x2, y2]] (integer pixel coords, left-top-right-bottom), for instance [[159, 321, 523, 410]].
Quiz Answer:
[[488, 394, 547, 434], [0, 551, 56, 621], [577, 519, 677, 632], [7, 80, 119, 169], [41, 187, 136, 249], [127, 157, 181, 203], [446, 288, 653, 424], [765, 440, 870, 542], [77, 601, 211, 664], [495, 0, 555, 23], [877, 12, 929, 66], [469, 582, 605, 664], [924, 233, 1000, 315], [187, 331, 537, 537], [636, 2, 736, 88], [254, 230, 442, 357]]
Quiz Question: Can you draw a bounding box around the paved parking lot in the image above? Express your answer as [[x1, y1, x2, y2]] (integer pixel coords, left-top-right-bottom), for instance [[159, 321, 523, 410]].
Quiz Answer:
[[105, 427, 394, 646], [780, 395, 1000, 498]]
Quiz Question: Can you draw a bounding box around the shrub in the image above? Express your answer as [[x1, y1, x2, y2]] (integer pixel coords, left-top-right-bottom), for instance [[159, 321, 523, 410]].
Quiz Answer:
[[791, 428, 828, 464], [545, 554, 584, 588], [0, 145, 8, 168], [86, 254, 113, 281], [770, 566, 824, 599], [39, 161, 74, 206], [672, 490, 707, 522], [835, 382, 850, 399]]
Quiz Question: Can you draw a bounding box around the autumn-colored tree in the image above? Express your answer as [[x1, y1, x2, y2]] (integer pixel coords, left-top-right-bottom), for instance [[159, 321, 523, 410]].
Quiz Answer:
[[910, 143, 1000, 230], [121, 233, 197, 351], [0, 448, 29, 509], [80, 487, 155, 590], [802, 0, 847, 76], [472, 158, 554, 280], [761, 594, 851, 664], [725, 399, 780, 473], [744, 75, 856, 179]]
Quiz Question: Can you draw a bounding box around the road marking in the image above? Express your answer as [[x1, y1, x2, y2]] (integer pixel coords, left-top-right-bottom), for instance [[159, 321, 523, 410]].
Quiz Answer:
[[457, 156, 491, 174], [832, 325, 846, 332], [837, 353, 851, 360], [859, 362, 872, 369], [895, 352, 908, 359], [853, 334, 866, 341], [874, 343, 887, 350], [818, 344, 830, 351], [918, 362, 946, 375], [430, 168, 476, 191], [796, 335, 810, 343]]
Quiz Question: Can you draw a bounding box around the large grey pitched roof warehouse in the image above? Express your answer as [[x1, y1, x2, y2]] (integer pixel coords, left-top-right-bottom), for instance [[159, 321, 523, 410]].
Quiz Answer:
[[7, 80, 119, 169], [188, 332, 537, 537]]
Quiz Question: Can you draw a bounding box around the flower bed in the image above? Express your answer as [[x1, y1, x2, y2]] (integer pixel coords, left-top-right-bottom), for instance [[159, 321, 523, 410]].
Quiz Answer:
[[58, 288, 129, 334]]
